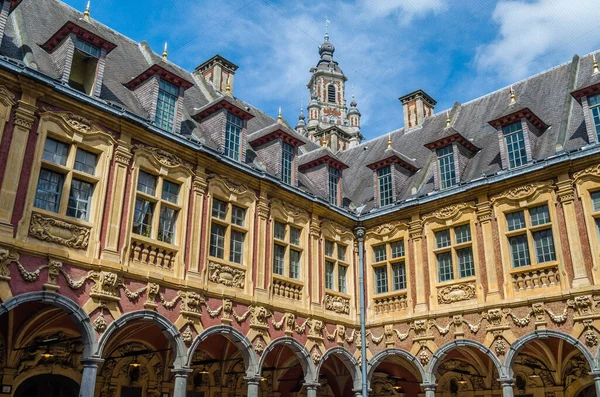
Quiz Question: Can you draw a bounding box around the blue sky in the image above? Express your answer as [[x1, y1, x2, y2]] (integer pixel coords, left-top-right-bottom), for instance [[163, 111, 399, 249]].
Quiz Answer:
[[63, 0, 600, 140]]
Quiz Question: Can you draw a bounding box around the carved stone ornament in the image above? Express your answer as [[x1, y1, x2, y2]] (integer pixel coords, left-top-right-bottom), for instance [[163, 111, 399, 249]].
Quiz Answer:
[[321, 219, 354, 240], [47, 260, 62, 285], [182, 325, 193, 346], [134, 145, 189, 170], [491, 180, 554, 204], [573, 163, 600, 182], [90, 271, 123, 299], [207, 261, 245, 288], [180, 291, 205, 314], [584, 329, 598, 347], [0, 246, 18, 279], [208, 173, 255, 200], [423, 202, 476, 222], [365, 221, 408, 239], [419, 349, 430, 365], [271, 198, 309, 223], [249, 306, 271, 328], [93, 313, 107, 333], [29, 212, 90, 249], [437, 283, 476, 304], [324, 293, 350, 314]]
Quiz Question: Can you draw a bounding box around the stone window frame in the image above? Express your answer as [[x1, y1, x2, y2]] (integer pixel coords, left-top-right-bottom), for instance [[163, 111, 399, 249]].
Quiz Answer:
[[491, 181, 565, 298], [20, 112, 115, 255], [574, 166, 600, 284], [436, 144, 457, 190], [321, 220, 355, 313], [324, 239, 349, 294], [582, 94, 600, 144], [423, 203, 480, 309]]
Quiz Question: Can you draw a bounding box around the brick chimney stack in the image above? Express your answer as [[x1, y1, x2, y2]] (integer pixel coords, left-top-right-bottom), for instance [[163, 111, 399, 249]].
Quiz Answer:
[[194, 55, 238, 95], [399, 89, 436, 129]]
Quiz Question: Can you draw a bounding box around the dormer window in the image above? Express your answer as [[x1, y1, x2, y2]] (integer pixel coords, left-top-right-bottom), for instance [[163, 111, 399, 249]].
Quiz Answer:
[[377, 166, 393, 207], [327, 85, 336, 103], [282, 142, 294, 185], [436, 146, 456, 189], [69, 39, 99, 95], [328, 167, 340, 205], [225, 113, 243, 160], [588, 94, 600, 141], [502, 121, 528, 169], [155, 80, 179, 131]]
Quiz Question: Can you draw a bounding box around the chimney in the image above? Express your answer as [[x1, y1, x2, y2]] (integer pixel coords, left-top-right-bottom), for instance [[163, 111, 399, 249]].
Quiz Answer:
[[194, 55, 238, 95], [399, 89, 436, 128]]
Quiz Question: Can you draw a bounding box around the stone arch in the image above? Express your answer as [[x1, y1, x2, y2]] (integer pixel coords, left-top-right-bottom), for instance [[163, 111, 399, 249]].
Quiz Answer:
[[428, 339, 505, 383], [316, 346, 360, 389], [505, 330, 597, 378], [187, 325, 258, 377], [97, 310, 187, 369], [258, 336, 316, 383], [0, 291, 97, 358], [367, 348, 426, 386]]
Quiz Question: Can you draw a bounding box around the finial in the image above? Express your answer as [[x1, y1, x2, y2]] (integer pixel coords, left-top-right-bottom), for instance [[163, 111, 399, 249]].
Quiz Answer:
[[509, 86, 516, 105], [225, 75, 231, 95], [83, 0, 91, 22], [593, 53, 599, 75], [387, 134, 392, 149], [325, 16, 330, 41], [162, 42, 168, 60], [321, 139, 327, 148], [277, 106, 283, 123], [445, 110, 451, 127]]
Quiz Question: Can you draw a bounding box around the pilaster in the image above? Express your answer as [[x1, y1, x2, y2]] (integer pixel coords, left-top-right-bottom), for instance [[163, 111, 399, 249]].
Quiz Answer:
[[477, 197, 501, 301], [410, 217, 426, 312], [310, 213, 321, 304], [188, 167, 208, 273], [255, 185, 269, 290]]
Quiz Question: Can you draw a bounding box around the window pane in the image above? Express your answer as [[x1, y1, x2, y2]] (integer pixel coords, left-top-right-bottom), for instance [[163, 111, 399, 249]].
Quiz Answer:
[[592, 191, 600, 212], [66, 179, 93, 221], [391, 240, 404, 258], [327, 85, 336, 103], [132, 198, 154, 236], [502, 121, 527, 168], [273, 244, 285, 275], [225, 113, 243, 160], [325, 261, 334, 290], [229, 230, 245, 264], [231, 206, 246, 227], [392, 262, 406, 291], [437, 252, 454, 282], [437, 145, 456, 189], [137, 171, 157, 196], [533, 229, 556, 263], [589, 94, 600, 141], [74, 38, 100, 57], [457, 247, 475, 278], [377, 166, 393, 207], [435, 229, 451, 249], [43, 138, 69, 166], [34, 169, 64, 213], [328, 167, 340, 205], [74, 149, 97, 175], [338, 265, 347, 293], [290, 227, 301, 246], [529, 205, 551, 226], [506, 211, 526, 231], [374, 266, 388, 294], [157, 206, 178, 244], [337, 244, 346, 261], [455, 224, 471, 244], [373, 245, 386, 262], [161, 180, 180, 204], [155, 80, 178, 131], [282, 142, 294, 185], [325, 240, 335, 257], [274, 221, 286, 240], [509, 234, 531, 267], [289, 249, 301, 279], [212, 198, 227, 220], [209, 223, 225, 259]]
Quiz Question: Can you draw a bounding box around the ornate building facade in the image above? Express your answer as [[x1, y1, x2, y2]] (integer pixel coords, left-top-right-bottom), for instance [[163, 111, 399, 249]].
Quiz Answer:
[[0, 1, 599, 397]]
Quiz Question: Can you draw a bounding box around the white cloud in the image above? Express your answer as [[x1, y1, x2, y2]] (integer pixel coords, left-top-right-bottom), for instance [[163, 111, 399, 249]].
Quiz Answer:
[[476, 0, 600, 81], [358, 0, 447, 23]]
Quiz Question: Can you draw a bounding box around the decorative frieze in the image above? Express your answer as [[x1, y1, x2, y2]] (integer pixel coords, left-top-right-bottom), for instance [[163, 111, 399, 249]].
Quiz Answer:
[[29, 212, 91, 249], [491, 180, 554, 204], [324, 293, 350, 314], [422, 202, 476, 222], [207, 261, 245, 288], [437, 282, 476, 304]]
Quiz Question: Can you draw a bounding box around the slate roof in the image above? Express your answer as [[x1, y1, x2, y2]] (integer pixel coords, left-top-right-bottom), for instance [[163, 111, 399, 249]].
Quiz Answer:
[[2, 0, 599, 215]]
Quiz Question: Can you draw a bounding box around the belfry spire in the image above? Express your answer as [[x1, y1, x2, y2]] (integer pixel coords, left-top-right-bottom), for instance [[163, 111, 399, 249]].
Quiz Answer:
[[162, 42, 168, 60], [83, 0, 91, 22]]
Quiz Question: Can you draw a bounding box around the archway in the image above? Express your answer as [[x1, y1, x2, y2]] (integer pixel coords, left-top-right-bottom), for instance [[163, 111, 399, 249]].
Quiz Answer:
[[14, 374, 79, 397], [258, 337, 315, 397], [316, 347, 359, 396], [185, 325, 257, 396], [366, 348, 425, 396], [428, 341, 503, 396]]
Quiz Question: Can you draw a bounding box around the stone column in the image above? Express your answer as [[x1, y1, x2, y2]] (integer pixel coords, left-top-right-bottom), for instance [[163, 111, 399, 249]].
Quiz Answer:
[[187, 168, 207, 273], [422, 383, 436, 397], [246, 376, 261, 397], [410, 217, 427, 312], [0, 94, 38, 236], [476, 199, 500, 301], [500, 379, 515, 397], [305, 383, 318, 397], [556, 178, 590, 287], [101, 140, 132, 262], [309, 213, 321, 304], [589, 372, 600, 397], [79, 357, 103, 397], [172, 368, 192, 397], [254, 186, 269, 290]]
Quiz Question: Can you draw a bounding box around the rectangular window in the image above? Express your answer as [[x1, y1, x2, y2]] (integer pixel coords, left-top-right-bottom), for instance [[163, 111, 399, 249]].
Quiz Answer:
[[591, 191, 600, 212], [155, 80, 179, 131], [502, 121, 528, 169], [325, 240, 335, 257], [529, 205, 550, 226], [274, 244, 285, 275], [337, 244, 346, 261], [34, 169, 64, 213], [373, 245, 387, 262], [328, 166, 340, 205], [209, 198, 247, 265], [589, 94, 600, 141], [132, 198, 154, 237], [289, 249, 301, 279], [231, 206, 246, 227], [505, 204, 555, 268], [374, 266, 388, 294], [158, 206, 177, 244], [433, 224, 475, 283], [290, 227, 301, 246], [509, 234, 531, 268], [338, 265, 347, 293], [274, 221, 286, 240], [457, 247, 475, 278], [437, 145, 456, 189], [282, 142, 294, 185], [74, 148, 97, 175], [209, 223, 226, 259], [273, 220, 303, 282], [69, 39, 100, 95], [437, 252, 454, 282], [455, 224, 471, 244], [392, 262, 406, 291], [435, 229, 451, 248], [225, 113, 243, 160], [390, 240, 404, 258], [66, 179, 94, 221], [43, 138, 69, 166], [137, 171, 157, 196], [229, 230, 245, 264], [325, 261, 334, 290], [212, 198, 227, 220], [507, 211, 526, 231], [533, 229, 556, 263], [74, 38, 100, 58], [377, 166, 393, 207], [161, 180, 180, 204], [325, 240, 348, 293]]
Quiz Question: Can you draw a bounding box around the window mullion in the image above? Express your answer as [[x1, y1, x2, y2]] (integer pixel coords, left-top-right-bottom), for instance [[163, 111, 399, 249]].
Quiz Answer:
[[59, 170, 74, 215]]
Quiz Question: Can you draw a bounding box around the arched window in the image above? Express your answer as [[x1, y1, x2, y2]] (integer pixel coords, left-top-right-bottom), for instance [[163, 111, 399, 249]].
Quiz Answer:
[[327, 85, 336, 103]]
